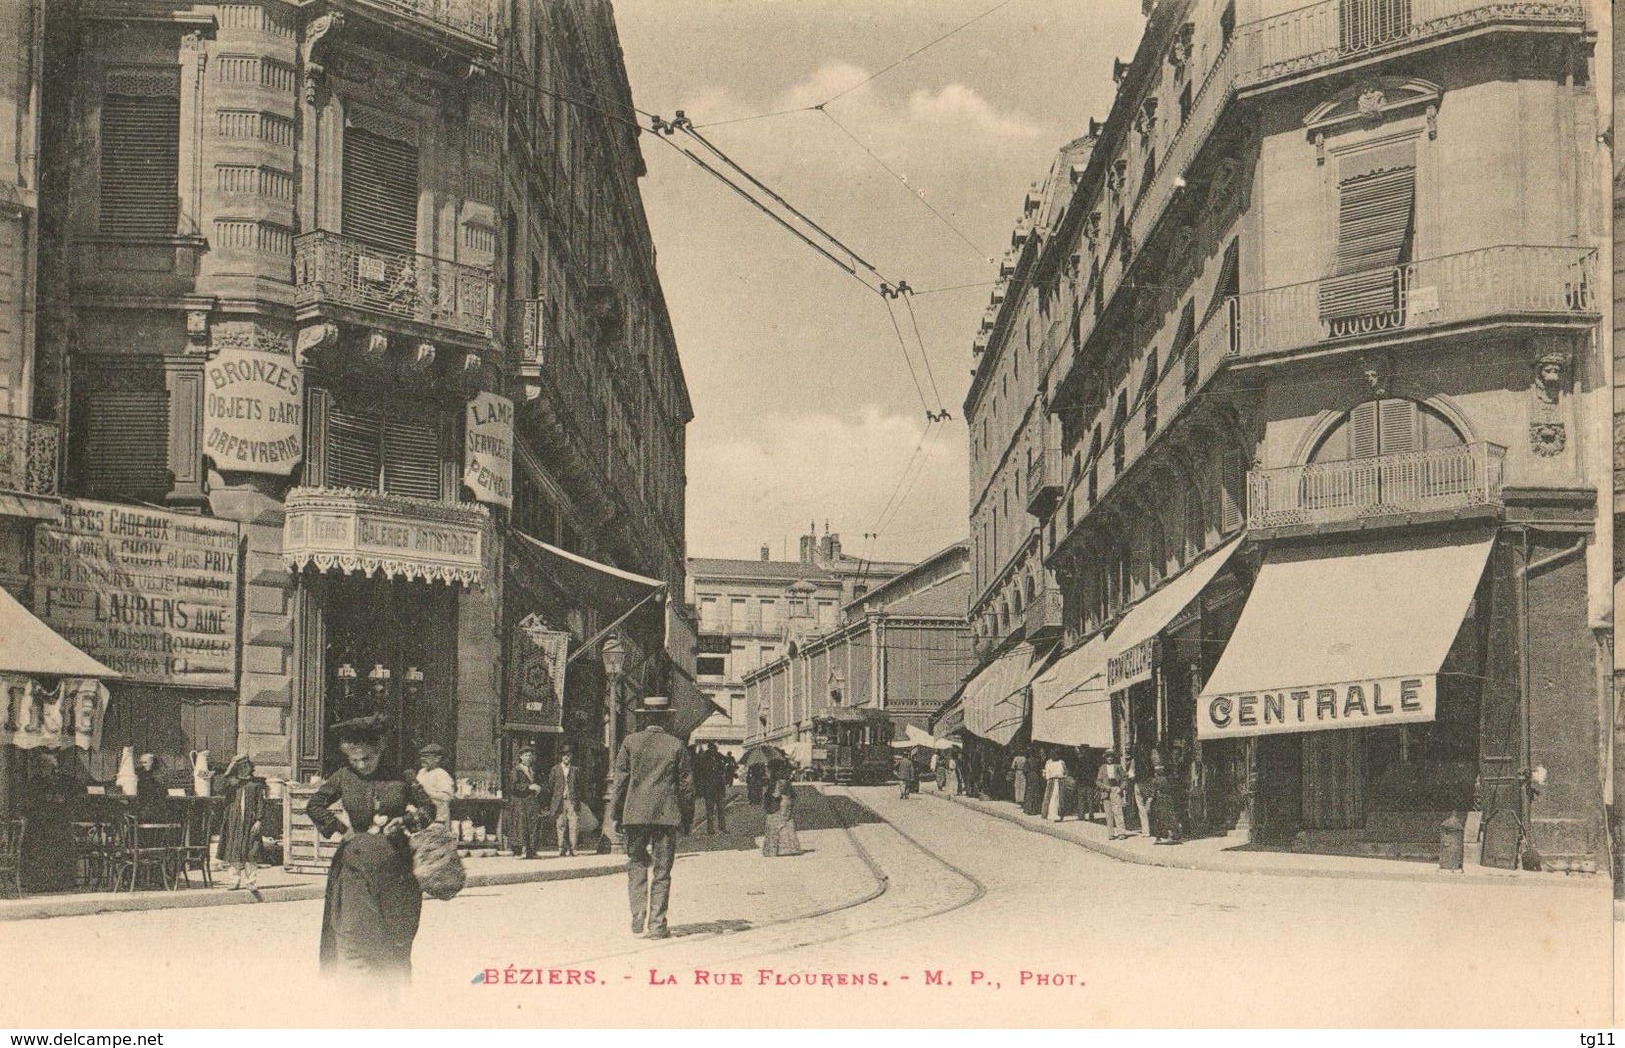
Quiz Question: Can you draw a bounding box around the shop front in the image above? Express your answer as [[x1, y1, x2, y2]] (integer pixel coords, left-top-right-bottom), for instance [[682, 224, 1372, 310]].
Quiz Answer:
[[1198, 528, 1498, 861], [960, 641, 1048, 800]]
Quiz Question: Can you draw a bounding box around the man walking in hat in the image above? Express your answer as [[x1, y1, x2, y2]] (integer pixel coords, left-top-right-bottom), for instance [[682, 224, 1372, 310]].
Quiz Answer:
[[416, 743, 455, 826], [548, 745, 582, 857], [611, 695, 694, 939]]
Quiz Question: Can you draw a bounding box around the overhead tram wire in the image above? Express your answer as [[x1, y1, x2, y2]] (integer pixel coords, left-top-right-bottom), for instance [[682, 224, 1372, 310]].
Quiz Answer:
[[880, 294, 935, 418], [818, 0, 1017, 107], [875, 420, 944, 538], [900, 287, 947, 414]]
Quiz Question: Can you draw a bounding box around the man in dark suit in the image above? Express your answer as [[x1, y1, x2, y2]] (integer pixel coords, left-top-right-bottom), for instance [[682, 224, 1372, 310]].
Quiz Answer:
[[611, 695, 694, 938], [547, 745, 581, 857]]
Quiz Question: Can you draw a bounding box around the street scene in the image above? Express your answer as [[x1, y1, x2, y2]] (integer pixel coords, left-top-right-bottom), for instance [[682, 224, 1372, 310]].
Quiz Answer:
[[0, 0, 1617, 1032]]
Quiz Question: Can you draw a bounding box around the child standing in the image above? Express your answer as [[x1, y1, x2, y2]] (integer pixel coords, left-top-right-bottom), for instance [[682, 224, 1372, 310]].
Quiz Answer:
[[217, 755, 267, 891]]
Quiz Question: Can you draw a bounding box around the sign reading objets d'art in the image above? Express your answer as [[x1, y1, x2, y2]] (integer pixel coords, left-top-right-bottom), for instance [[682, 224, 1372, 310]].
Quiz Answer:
[[1197, 676, 1437, 741], [505, 613, 569, 733], [463, 392, 513, 508], [202, 348, 303, 475], [281, 487, 488, 586], [33, 500, 241, 689]]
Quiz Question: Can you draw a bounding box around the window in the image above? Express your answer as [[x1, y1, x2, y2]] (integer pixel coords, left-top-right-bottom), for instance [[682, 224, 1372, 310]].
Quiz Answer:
[[325, 406, 445, 500], [730, 597, 749, 632], [343, 126, 420, 254], [731, 640, 748, 676], [100, 68, 181, 236], [696, 656, 725, 677], [1112, 392, 1127, 473], [1320, 144, 1415, 336], [1142, 349, 1159, 437], [759, 598, 779, 630], [72, 363, 170, 501], [816, 600, 835, 627], [699, 596, 720, 630]]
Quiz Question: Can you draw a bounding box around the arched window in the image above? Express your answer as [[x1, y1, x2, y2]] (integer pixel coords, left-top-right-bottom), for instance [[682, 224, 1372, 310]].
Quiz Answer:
[[1309, 397, 1464, 463]]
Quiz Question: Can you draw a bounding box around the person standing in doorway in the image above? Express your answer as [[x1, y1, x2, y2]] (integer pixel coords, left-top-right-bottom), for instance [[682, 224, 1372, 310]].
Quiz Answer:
[[506, 746, 545, 859], [415, 743, 454, 826], [1097, 753, 1127, 840], [548, 746, 581, 857], [611, 696, 694, 939]]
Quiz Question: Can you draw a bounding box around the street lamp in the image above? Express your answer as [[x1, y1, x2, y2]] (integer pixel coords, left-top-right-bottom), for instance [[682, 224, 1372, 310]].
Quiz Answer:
[[599, 634, 627, 854]]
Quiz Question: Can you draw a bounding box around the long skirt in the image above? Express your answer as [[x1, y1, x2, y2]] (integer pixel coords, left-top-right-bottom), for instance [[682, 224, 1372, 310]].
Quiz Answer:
[[505, 798, 545, 855], [1041, 779, 1064, 821], [1150, 782, 1185, 840], [319, 834, 423, 983], [1023, 774, 1044, 816], [762, 808, 801, 857]]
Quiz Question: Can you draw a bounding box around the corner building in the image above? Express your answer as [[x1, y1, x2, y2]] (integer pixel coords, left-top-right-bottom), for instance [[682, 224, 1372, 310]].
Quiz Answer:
[[31, 0, 690, 801], [1016, 0, 1608, 869]]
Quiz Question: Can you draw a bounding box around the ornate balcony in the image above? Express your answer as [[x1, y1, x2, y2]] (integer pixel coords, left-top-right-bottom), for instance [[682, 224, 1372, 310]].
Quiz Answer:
[[1247, 441, 1505, 533], [1021, 586, 1065, 641], [1026, 445, 1064, 516], [1233, 245, 1595, 359], [0, 415, 60, 518], [338, 0, 499, 51], [293, 231, 495, 340]]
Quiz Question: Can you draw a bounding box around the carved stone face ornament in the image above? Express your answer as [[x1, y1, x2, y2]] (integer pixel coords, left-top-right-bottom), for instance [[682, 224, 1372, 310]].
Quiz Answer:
[[1528, 352, 1568, 457]]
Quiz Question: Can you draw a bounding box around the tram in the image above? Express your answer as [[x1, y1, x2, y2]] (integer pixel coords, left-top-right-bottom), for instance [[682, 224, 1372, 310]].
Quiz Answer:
[[809, 707, 895, 784]]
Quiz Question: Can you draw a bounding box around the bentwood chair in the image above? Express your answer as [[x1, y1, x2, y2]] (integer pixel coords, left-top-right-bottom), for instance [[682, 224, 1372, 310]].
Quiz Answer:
[[114, 814, 183, 891], [174, 802, 217, 889], [70, 819, 116, 891], [0, 817, 25, 898]]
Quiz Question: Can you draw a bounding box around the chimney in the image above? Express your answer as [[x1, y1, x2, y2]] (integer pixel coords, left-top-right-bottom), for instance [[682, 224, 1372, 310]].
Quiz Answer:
[[827, 533, 842, 560], [799, 534, 815, 563], [818, 534, 834, 561], [760, 544, 771, 562]]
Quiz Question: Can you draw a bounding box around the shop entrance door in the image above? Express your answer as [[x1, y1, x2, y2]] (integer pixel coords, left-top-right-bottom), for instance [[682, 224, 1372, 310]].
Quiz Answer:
[[1301, 729, 1365, 829], [322, 575, 458, 775]]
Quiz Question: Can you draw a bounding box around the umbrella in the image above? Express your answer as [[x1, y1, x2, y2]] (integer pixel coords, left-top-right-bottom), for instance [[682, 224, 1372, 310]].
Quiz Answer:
[[740, 744, 788, 768], [905, 723, 957, 750]]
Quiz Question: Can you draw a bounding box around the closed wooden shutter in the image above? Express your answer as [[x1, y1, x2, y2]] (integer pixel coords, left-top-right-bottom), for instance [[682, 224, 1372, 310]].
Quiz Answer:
[[1376, 398, 1419, 455], [1320, 148, 1414, 322], [1219, 446, 1245, 533], [79, 382, 170, 501], [326, 408, 382, 491], [1175, 299, 1198, 389], [99, 71, 181, 237], [343, 128, 420, 255], [1349, 400, 1380, 460], [1141, 349, 1159, 435], [382, 418, 442, 500], [1206, 238, 1240, 319]]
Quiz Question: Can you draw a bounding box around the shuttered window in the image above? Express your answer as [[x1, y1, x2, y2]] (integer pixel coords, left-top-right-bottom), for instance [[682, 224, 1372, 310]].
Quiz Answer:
[[324, 406, 444, 500], [99, 69, 181, 237], [1141, 349, 1159, 436], [1320, 145, 1415, 323], [1312, 398, 1464, 463], [342, 128, 419, 255], [75, 370, 170, 501], [1174, 299, 1198, 391]]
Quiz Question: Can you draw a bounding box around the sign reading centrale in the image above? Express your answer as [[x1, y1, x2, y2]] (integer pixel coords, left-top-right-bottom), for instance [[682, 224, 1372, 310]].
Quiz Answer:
[[1197, 675, 1437, 740], [463, 392, 513, 508], [281, 487, 488, 586], [32, 499, 241, 689], [202, 349, 303, 475]]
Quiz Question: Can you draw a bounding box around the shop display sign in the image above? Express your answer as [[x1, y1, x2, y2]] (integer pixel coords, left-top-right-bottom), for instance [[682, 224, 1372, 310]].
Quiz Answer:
[[1198, 675, 1437, 740], [463, 392, 513, 508], [1, 677, 109, 750], [506, 614, 568, 733], [33, 500, 241, 689], [202, 348, 303, 475], [281, 488, 487, 586], [1106, 637, 1156, 690]]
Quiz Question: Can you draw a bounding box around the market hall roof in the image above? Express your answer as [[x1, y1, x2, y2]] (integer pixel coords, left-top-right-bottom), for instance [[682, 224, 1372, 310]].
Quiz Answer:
[[0, 583, 119, 678]]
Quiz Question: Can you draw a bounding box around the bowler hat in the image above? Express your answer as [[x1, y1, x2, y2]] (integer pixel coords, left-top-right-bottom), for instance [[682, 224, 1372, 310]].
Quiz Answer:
[[418, 743, 446, 757], [636, 695, 673, 714]]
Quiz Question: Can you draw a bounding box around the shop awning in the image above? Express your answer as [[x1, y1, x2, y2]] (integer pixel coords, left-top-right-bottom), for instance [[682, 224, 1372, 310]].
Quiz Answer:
[[932, 696, 964, 738], [1197, 529, 1495, 740], [670, 664, 726, 741], [510, 531, 665, 606], [963, 642, 1044, 747], [1105, 535, 1244, 691], [0, 584, 118, 678], [1031, 632, 1113, 747]]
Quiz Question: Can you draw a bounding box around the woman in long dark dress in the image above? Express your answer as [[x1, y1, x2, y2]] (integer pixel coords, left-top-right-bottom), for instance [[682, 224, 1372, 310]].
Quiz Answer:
[[505, 746, 545, 859], [760, 760, 801, 857], [306, 716, 435, 984]]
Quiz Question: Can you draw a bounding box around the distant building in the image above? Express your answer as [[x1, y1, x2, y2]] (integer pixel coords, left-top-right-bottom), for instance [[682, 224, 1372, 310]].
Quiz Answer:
[[686, 526, 912, 753]]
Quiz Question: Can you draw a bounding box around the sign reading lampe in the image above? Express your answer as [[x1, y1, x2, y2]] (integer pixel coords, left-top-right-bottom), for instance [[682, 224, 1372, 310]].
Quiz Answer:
[[281, 487, 488, 585]]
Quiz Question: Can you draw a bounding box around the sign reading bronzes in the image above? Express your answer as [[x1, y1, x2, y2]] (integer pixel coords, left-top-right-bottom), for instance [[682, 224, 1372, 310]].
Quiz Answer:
[[463, 392, 513, 508], [202, 348, 303, 475], [1106, 637, 1156, 691], [281, 487, 487, 586], [1197, 676, 1438, 740], [33, 500, 241, 688]]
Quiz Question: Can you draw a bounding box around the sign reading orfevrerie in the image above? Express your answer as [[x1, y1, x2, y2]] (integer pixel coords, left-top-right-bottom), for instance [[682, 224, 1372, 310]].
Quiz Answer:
[[464, 392, 514, 508], [202, 348, 303, 475], [1197, 675, 1437, 740], [32, 500, 241, 689], [1106, 637, 1156, 690]]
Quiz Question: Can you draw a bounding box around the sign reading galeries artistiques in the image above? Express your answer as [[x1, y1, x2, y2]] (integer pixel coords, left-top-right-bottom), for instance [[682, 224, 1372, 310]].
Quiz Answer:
[[202, 348, 303, 475], [463, 391, 514, 508]]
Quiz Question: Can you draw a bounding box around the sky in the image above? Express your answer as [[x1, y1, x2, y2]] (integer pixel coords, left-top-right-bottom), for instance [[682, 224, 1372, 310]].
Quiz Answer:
[[613, 1, 1147, 564]]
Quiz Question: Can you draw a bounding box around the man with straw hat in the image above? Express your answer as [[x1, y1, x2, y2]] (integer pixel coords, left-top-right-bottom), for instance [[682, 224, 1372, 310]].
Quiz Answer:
[[610, 695, 694, 939]]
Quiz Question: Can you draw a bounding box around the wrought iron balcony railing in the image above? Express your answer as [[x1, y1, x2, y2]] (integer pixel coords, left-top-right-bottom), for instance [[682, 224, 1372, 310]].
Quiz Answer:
[[1247, 441, 1505, 531], [344, 0, 499, 47], [0, 415, 59, 498], [1021, 587, 1065, 638], [294, 231, 494, 338]]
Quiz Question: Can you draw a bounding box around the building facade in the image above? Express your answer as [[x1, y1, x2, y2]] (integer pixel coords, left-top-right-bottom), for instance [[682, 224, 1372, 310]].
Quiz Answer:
[[743, 543, 976, 759], [966, 0, 1609, 871], [687, 528, 911, 753], [14, 0, 689, 806]]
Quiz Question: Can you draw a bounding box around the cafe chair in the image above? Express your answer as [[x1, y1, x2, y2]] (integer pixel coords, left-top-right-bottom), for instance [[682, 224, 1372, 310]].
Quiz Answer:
[[70, 819, 116, 891], [0, 817, 24, 898], [113, 815, 183, 891], [174, 803, 216, 889]]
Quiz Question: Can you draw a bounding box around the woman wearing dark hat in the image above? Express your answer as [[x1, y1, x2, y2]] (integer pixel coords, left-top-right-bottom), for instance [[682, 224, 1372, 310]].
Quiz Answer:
[[505, 744, 545, 859], [306, 715, 437, 984], [217, 755, 268, 891]]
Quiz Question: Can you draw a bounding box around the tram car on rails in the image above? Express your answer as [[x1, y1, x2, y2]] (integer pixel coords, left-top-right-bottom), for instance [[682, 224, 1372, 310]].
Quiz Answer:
[[809, 707, 895, 784]]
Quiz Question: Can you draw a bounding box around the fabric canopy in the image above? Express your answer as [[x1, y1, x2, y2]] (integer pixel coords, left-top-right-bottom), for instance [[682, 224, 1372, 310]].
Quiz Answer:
[[933, 696, 964, 738], [510, 530, 664, 607], [963, 642, 1044, 746], [1031, 632, 1113, 747], [0, 584, 118, 678], [904, 723, 955, 750], [669, 664, 726, 741], [1198, 529, 1495, 740], [1105, 535, 1245, 676]]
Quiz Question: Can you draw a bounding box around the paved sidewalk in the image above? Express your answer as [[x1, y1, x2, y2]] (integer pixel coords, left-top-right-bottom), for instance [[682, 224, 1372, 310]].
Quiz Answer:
[[923, 786, 1605, 890]]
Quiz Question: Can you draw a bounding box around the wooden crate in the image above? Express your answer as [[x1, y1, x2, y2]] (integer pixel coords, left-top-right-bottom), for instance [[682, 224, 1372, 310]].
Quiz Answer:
[[283, 783, 342, 874]]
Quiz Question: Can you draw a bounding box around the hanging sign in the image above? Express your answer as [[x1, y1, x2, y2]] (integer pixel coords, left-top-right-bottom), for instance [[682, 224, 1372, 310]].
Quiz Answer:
[[1106, 637, 1156, 691], [1198, 675, 1437, 740], [464, 392, 513, 508], [33, 500, 241, 689], [202, 349, 304, 475], [506, 614, 569, 733], [0, 677, 109, 750]]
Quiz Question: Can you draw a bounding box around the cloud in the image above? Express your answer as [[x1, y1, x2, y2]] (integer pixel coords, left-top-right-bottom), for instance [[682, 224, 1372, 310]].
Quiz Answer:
[[907, 83, 1042, 139]]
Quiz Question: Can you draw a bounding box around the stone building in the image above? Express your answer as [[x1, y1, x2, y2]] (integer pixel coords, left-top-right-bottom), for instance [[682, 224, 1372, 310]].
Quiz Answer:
[[967, 0, 1609, 871], [17, 0, 691, 802]]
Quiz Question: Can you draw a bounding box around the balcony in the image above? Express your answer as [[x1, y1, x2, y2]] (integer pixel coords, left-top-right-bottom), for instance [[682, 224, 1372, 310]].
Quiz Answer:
[[1021, 587, 1065, 640], [509, 298, 546, 379], [294, 231, 495, 340], [1232, 245, 1595, 360], [1247, 441, 1505, 534], [1026, 445, 1064, 516], [338, 0, 499, 51], [0, 415, 60, 518]]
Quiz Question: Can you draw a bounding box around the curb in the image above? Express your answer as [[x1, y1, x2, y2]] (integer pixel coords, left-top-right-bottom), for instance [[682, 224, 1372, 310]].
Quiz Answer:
[[0, 859, 626, 922], [922, 789, 1605, 891]]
